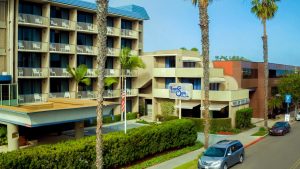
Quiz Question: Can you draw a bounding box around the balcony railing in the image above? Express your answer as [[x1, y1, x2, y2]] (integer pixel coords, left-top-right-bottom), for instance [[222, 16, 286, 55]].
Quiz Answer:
[[18, 93, 48, 104], [77, 22, 97, 32], [18, 67, 49, 78], [50, 43, 75, 53], [0, 84, 18, 106], [126, 89, 138, 96], [50, 18, 75, 30], [123, 69, 138, 77], [103, 89, 121, 98], [77, 45, 97, 55], [121, 29, 138, 38], [104, 69, 120, 77], [49, 92, 76, 99], [50, 68, 71, 77], [107, 48, 120, 56], [107, 27, 120, 36], [77, 91, 97, 99], [130, 50, 139, 56], [86, 69, 98, 77], [18, 41, 47, 52], [18, 13, 48, 26]]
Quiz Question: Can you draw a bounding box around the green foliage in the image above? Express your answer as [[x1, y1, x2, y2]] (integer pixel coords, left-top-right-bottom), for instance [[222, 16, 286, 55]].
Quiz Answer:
[[104, 77, 118, 87], [160, 101, 175, 117], [0, 120, 197, 169], [236, 108, 253, 129], [278, 73, 300, 105], [186, 118, 232, 132], [0, 125, 7, 146], [191, 47, 199, 51], [67, 64, 91, 86], [252, 127, 268, 136], [214, 55, 251, 61], [119, 47, 145, 70], [180, 47, 187, 50], [268, 97, 282, 111], [251, 0, 279, 21]]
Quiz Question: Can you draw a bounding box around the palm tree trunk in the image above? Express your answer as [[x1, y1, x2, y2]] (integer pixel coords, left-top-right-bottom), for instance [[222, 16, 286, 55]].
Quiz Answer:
[[96, 0, 108, 168], [199, 2, 210, 149], [262, 19, 269, 128]]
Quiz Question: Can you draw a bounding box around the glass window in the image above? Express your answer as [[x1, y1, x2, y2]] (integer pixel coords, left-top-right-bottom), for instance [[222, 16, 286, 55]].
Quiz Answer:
[[183, 62, 196, 68], [180, 78, 201, 90], [165, 78, 175, 89], [18, 52, 41, 68], [50, 79, 69, 93], [50, 30, 69, 44], [77, 11, 93, 23], [105, 57, 114, 69], [126, 77, 132, 89], [50, 6, 69, 19], [77, 33, 93, 46], [242, 68, 258, 79], [77, 55, 93, 68], [19, 1, 42, 15], [165, 56, 175, 68], [107, 17, 114, 27], [50, 54, 69, 68], [19, 79, 42, 95], [107, 37, 114, 48], [204, 147, 226, 157], [210, 83, 220, 91], [126, 100, 132, 113], [18, 27, 41, 41], [121, 39, 132, 49], [121, 20, 132, 30]]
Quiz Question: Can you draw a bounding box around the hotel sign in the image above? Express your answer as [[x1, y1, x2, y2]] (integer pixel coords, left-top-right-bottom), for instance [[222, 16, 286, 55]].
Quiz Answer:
[[169, 83, 193, 100]]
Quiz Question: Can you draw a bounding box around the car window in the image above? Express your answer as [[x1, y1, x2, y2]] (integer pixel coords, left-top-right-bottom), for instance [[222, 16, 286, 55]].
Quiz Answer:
[[230, 145, 238, 153], [235, 142, 243, 150], [204, 147, 226, 157]]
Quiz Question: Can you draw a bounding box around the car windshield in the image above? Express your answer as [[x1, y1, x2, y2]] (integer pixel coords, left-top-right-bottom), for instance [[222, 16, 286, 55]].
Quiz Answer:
[[274, 122, 285, 127], [203, 147, 226, 157]]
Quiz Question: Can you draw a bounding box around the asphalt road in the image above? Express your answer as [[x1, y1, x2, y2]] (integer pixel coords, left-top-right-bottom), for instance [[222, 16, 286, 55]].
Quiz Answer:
[[234, 121, 300, 169]]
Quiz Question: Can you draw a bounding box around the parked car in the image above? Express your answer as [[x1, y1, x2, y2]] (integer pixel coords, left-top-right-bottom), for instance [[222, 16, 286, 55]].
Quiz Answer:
[[296, 112, 300, 121], [269, 121, 291, 136], [198, 140, 245, 169]]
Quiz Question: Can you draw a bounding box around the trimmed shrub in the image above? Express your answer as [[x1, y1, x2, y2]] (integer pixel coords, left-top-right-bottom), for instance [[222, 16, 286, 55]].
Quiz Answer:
[[236, 108, 253, 129], [126, 112, 137, 120], [0, 125, 6, 146], [161, 101, 175, 117], [0, 119, 197, 169], [186, 118, 232, 132]]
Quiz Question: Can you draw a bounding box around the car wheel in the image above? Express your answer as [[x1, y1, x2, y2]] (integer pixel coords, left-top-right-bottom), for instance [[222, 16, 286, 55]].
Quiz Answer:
[[239, 154, 244, 163], [223, 163, 228, 169]]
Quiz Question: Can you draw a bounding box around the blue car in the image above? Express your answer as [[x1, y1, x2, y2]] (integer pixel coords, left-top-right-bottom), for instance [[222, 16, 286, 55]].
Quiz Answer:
[[198, 140, 245, 169]]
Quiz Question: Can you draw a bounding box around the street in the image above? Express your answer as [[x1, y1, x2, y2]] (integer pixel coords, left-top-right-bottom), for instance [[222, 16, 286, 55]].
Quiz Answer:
[[234, 121, 300, 169]]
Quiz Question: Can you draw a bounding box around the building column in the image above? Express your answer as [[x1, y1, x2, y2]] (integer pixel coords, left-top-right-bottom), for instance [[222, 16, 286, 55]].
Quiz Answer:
[[7, 123, 19, 151], [74, 121, 84, 139]]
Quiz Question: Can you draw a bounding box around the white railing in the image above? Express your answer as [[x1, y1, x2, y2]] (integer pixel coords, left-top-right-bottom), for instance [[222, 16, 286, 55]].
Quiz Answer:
[[77, 45, 97, 55], [126, 89, 138, 96], [49, 92, 76, 99], [121, 29, 138, 38], [86, 69, 97, 77], [50, 18, 75, 30], [49, 43, 75, 53], [123, 69, 138, 77], [18, 67, 49, 77], [103, 89, 121, 98], [107, 27, 120, 36], [104, 69, 120, 77], [18, 40, 47, 52], [49, 68, 71, 77], [18, 13, 48, 26], [107, 48, 120, 56], [77, 22, 97, 32], [77, 91, 97, 99], [18, 93, 48, 104]]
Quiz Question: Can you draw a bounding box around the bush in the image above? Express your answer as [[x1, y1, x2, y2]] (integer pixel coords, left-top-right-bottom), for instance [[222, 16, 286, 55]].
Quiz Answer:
[[236, 108, 253, 129], [0, 119, 197, 169], [0, 125, 6, 146], [127, 112, 137, 120], [161, 101, 175, 117], [186, 118, 232, 132]]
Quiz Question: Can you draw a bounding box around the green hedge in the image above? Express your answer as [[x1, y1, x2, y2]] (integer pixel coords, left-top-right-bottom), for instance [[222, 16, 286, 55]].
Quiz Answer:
[[90, 112, 137, 125], [0, 125, 6, 146], [186, 118, 232, 132], [0, 119, 197, 169], [235, 108, 253, 129]]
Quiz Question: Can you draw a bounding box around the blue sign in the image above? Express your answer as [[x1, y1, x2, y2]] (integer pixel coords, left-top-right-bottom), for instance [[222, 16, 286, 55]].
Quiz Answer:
[[285, 95, 292, 104]]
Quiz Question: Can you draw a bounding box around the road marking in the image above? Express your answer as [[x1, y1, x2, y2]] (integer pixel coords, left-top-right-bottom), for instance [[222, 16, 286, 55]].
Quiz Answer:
[[290, 158, 300, 169]]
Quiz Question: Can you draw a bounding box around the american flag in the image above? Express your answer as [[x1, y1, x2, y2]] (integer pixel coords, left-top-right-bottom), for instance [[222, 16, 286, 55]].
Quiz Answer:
[[121, 91, 126, 113]]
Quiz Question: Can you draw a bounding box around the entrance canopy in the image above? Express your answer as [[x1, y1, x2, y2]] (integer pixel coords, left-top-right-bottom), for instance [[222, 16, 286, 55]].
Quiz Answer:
[[209, 103, 228, 111], [209, 77, 225, 83], [0, 98, 118, 127], [177, 102, 228, 111], [182, 56, 201, 62], [175, 102, 200, 110]]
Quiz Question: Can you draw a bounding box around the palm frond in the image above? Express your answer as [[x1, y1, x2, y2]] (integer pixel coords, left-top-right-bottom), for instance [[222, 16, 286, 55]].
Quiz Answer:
[[104, 77, 118, 87], [251, 0, 279, 21], [80, 77, 91, 86]]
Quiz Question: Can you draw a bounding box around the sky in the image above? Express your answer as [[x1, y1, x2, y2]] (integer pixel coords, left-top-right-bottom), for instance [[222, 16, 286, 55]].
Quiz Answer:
[[85, 0, 300, 65]]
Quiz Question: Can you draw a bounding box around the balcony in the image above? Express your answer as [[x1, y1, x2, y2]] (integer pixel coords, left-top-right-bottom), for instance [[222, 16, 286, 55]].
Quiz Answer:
[[123, 69, 138, 77], [104, 69, 120, 77], [103, 89, 120, 98], [77, 22, 97, 33], [50, 68, 71, 77], [130, 50, 139, 56], [153, 68, 176, 77], [50, 18, 75, 30], [126, 89, 138, 97], [153, 88, 169, 99], [18, 13, 48, 27], [121, 29, 138, 38], [50, 43, 75, 53], [0, 84, 18, 106], [107, 48, 120, 56], [49, 92, 76, 99], [18, 93, 48, 105], [153, 68, 224, 78], [18, 41, 48, 52], [77, 45, 97, 55], [77, 91, 97, 99], [18, 68, 49, 78], [86, 69, 98, 77], [107, 27, 120, 36]]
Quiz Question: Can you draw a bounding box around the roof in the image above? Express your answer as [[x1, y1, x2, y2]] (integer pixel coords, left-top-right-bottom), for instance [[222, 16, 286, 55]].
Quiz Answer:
[[213, 140, 240, 148], [50, 0, 150, 20]]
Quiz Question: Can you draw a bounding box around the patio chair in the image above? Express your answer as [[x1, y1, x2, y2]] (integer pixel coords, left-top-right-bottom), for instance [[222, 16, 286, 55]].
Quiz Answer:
[[109, 69, 115, 76], [35, 18, 42, 24], [32, 42, 41, 50], [49, 93, 56, 98], [107, 27, 113, 34], [87, 69, 94, 76], [62, 68, 69, 76], [126, 89, 131, 95], [50, 19, 58, 26], [32, 68, 42, 76], [50, 43, 56, 51], [87, 25, 94, 31], [77, 46, 84, 53], [18, 41, 25, 49], [86, 46, 93, 54], [64, 45, 71, 52], [107, 48, 113, 55], [64, 92, 71, 98], [87, 91, 95, 98], [50, 68, 56, 76], [18, 16, 25, 22], [18, 69, 24, 76], [18, 95, 24, 103], [125, 69, 131, 76], [34, 93, 42, 102], [62, 21, 69, 28]]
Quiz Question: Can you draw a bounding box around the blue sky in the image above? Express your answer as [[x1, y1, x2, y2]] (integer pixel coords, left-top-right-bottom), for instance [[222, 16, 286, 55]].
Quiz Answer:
[[85, 0, 300, 65]]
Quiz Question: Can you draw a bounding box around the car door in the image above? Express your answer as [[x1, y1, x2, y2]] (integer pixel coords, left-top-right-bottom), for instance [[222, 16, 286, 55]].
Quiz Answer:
[[231, 144, 240, 164], [225, 147, 234, 167]]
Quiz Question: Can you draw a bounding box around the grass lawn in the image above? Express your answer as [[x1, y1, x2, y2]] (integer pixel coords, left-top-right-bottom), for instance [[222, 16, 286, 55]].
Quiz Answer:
[[251, 127, 268, 136], [174, 159, 198, 169], [127, 142, 203, 169]]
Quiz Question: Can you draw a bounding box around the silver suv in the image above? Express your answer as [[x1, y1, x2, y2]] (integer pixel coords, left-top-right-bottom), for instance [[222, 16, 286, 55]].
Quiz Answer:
[[198, 140, 245, 169]]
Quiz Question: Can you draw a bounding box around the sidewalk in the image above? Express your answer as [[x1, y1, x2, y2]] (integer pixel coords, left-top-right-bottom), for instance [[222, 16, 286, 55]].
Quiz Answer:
[[147, 117, 287, 169]]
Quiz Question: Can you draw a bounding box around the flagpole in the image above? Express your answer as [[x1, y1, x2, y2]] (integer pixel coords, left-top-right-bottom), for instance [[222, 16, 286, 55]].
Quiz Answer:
[[124, 77, 127, 134]]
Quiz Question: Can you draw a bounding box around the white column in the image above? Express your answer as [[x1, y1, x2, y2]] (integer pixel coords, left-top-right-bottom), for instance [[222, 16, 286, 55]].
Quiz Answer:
[[7, 123, 19, 151], [74, 121, 84, 139]]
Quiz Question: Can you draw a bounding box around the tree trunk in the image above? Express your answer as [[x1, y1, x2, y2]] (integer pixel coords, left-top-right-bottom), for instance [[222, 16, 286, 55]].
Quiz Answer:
[[262, 19, 269, 128], [96, 0, 108, 169], [199, 2, 210, 149]]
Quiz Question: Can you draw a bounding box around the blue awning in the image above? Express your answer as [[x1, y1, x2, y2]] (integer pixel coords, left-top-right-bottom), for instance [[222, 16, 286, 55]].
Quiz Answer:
[[0, 75, 11, 83]]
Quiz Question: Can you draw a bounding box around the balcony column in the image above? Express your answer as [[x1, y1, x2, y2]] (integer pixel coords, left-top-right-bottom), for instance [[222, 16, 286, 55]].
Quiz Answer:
[[74, 121, 85, 139], [7, 123, 19, 151]]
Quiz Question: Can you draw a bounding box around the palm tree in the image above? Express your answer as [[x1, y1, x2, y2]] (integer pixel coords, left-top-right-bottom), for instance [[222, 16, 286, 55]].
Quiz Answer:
[[119, 47, 145, 125], [190, 0, 211, 149], [268, 97, 282, 117], [251, 0, 279, 128], [67, 64, 91, 96], [95, 0, 109, 168]]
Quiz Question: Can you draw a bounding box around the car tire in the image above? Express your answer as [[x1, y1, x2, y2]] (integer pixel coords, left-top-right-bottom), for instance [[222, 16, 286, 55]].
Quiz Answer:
[[239, 154, 244, 163], [223, 163, 228, 169]]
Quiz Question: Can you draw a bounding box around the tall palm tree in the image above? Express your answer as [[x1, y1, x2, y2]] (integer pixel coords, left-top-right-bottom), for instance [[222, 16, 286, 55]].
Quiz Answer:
[[119, 47, 145, 123], [251, 0, 279, 128], [95, 0, 109, 168], [67, 64, 91, 95], [268, 96, 282, 117], [190, 0, 211, 149]]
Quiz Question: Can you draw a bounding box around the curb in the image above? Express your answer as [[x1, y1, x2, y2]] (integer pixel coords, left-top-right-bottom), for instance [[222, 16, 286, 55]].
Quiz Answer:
[[244, 134, 268, 148]]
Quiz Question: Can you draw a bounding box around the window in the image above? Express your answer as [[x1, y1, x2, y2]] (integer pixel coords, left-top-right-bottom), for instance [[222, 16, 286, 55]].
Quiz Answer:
[[77, 55, 93, 68], [165, 78, 175, 89], [165, 56, 175, 68], [210, 83, 220, 91], [18, 53, 41, 68], [18, 27, 41, 41], [181, 78, 201, 90], [107, 17, 114, 27], [51, 6, 69, 19], [121, 20, 132, 30], [50, 79, 69, 93], [77, 33, 93, 46], [77, 11, 93, 23], [126, 77, 132, 89], [50, 54, 69, 68], [242, 68, 258, 79], [50, 30, 69, 44], [269, 69, 289, 78], [19, 1, 42, 16], [107, 37, 114, 48], [121, 39, 132, 49], [105, 57, 114, 69], [79, 82, 93, 91], [19, 79, 42, 95], [126, 100, 132, 113], [183, 62, 196, 68]]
